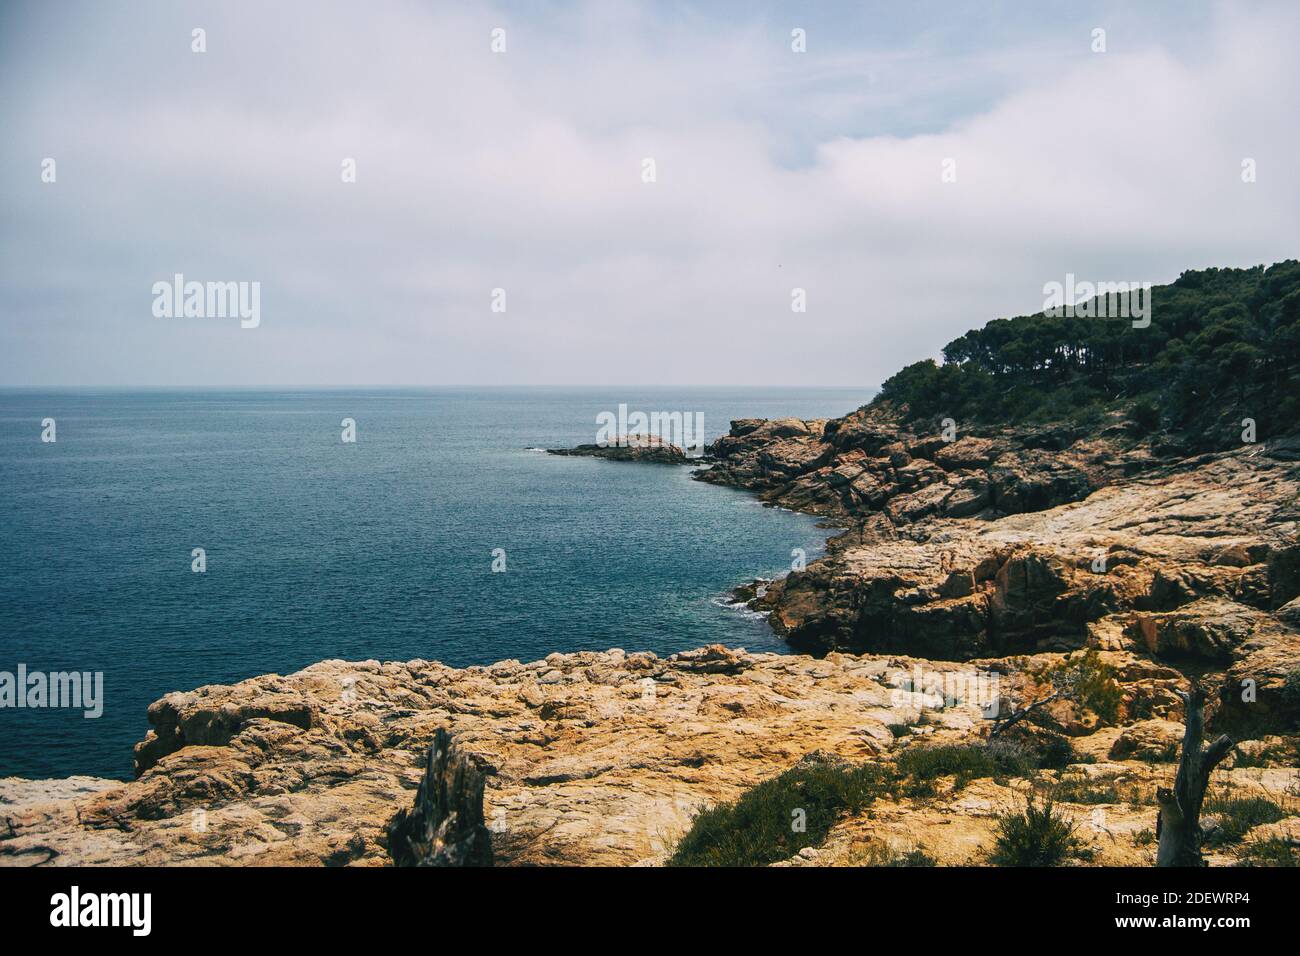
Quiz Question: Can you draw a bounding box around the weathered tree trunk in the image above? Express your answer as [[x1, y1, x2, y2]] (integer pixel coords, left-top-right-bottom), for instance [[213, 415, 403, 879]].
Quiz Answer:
[[1155, 684, 1234, 867], [387, 727, 494, 866]]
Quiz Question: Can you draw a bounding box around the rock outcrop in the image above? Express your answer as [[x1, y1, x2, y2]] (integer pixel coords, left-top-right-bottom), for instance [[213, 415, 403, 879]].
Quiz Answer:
[[548, 435, 688, 464], [5, 641, 1294, 867], [0, 646, 998, 866], [698, 406, 1300, 738]]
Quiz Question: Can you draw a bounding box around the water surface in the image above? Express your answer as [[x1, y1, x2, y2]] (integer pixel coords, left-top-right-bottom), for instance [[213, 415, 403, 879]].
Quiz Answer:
[[0, 387, 871, 778]]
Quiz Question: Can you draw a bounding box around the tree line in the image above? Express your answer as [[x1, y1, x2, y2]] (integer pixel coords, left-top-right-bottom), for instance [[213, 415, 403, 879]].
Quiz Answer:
[[876, 260, 1300, 446]]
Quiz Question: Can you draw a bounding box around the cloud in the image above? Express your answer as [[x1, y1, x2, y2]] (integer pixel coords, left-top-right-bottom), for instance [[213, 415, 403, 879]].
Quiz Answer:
[[0, 0, 1296, 386]]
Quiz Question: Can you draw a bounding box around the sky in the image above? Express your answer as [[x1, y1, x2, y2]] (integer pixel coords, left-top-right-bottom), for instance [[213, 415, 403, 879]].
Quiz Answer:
[[0, 0, 1296, 387]]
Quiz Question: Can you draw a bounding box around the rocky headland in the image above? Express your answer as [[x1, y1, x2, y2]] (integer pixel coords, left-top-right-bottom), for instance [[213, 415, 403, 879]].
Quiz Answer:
[[699, 408, 1300, 723], [5, 262, 1299, 867]]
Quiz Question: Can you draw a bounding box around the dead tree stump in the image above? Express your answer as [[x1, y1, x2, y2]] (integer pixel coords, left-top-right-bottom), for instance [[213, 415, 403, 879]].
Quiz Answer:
[[387, 727, 494, 866], [1155, 683, 1234, 868]]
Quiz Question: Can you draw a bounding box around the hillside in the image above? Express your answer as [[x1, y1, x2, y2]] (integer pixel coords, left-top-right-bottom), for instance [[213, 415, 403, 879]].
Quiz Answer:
[[876, 261, 1300, 449]]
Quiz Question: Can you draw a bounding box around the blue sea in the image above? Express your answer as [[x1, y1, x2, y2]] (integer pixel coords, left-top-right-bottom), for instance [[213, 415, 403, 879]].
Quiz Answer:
[[0, 387, 871, 780]]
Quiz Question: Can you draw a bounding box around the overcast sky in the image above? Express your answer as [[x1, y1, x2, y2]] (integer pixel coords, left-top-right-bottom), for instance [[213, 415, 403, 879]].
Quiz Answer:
[[1, 0, 1296, 387]]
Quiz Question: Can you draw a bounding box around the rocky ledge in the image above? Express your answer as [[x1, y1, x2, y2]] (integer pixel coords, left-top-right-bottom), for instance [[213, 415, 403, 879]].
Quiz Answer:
[[1, 645, 998, 866], [4, 639, 1296, 867]]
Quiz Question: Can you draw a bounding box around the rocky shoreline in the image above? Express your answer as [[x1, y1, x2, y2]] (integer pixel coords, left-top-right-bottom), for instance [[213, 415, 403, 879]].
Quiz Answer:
[[3, 403, 1299, 867], [695, 408, 1300, 714], [689, 404, 1300, 865]]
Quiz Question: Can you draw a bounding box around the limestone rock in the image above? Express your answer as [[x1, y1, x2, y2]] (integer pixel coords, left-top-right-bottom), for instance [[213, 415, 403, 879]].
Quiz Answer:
[[1108, 719, 1185, 761], [0, 647, 989, 867]]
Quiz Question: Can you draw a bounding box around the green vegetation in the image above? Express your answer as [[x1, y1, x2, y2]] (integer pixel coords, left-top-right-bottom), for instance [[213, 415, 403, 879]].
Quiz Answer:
[[1283, 666, 1300, 708], [895, 737, 1084, 792], [875, 261, 1300, 447], [1202, 792, 1289, 847], [894, 740, 1040, 789], [1238, 837, 1299, 867], [990, 797, 1088, 867], [670, 736, 1091, 865], [1033, 650, 1122, 725], [888, 848, 938, 867], [1034, 734, 1084, 770], [666, 758, 891, 867], [1045, 773, 1151, 807], [896, 742, 1005, 785], [1135, 742, 1181, 764], [847, 839, 938, 867], [1045, 775, 1122, 805]]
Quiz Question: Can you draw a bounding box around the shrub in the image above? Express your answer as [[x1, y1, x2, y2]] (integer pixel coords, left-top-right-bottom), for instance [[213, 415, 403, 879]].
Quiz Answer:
[[1046, 775, 1122, 805], [886, 848, 938, 867], [895, 738, 1072, 790], [1238, 837, 1299, 867], [1130, 398, 1161, 433], [1135, 742, 1181, 764], [1233, 737, 1300, 768], [1282, 667, 1300, 709], [1065, 650, 1123, 724], [990, 797, 1087, 867], [667, 758, 890, 867], [1035, 735, 1079, 770], [985, 739, 1039, 777], [896, 744, 997, 787], [852, 841, 938, 867], [1202, 793, 1289, 847], [1024, 650, 1122, 728]]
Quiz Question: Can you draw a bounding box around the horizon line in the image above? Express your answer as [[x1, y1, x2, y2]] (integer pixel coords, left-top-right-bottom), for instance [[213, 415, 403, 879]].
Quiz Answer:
[[0, 382, 881, 392]]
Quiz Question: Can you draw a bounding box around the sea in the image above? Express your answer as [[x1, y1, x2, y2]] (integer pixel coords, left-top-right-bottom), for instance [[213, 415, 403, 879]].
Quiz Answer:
[[0, 387, 872, 779]]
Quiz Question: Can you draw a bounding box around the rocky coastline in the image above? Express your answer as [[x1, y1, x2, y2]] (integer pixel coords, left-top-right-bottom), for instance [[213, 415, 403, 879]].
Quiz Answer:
[[696, 405, 1300, 731], [3, 403, 1299, 867]]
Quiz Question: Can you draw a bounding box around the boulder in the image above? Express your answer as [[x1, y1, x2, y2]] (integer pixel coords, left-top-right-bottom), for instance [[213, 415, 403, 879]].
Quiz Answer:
[[934, 436, 1000, 471], [1108, 719, 1184, 761]]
